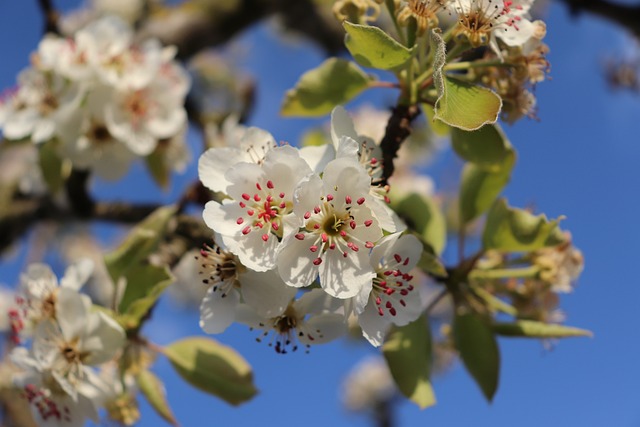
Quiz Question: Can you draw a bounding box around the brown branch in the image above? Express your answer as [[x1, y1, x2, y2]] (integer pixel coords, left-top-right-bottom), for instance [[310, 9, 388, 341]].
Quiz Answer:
[[138, 0, 345, 59], [36, 0, 60, 35], [557, 0, 640, 38], [379, 104, 421, 187]]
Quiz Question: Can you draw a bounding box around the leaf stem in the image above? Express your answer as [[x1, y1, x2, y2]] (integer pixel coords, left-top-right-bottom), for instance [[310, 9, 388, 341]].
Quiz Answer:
[[385, 0, 407, 46], [469, 265, 540, 280]]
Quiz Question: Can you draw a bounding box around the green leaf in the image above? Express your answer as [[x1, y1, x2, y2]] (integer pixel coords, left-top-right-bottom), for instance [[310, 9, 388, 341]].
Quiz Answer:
[[392, 192, 446, 255], [422, 103, 450, 137], [482, 199, 566, 252], [493, 320, 592, 338], [453, 313, 500, 402], [300, 129, 331, 147], [451, 124, 512, 171], [38, 140, 66, 193], [105, 205, 177, 284], [459, 150, 515, 225], [434, 77, 502, 131], [164, 337, 257, 406], [430, 28, 501, 130], [343, 21, 414, 70], [418, 249, 447, 278], [137, 370, 178, 426], [145, 149, 170, 190], [281, 58, 373, 117], [470, 286, 517, 316], [117, 264, 173, 327], [383, 315, 436, 409]]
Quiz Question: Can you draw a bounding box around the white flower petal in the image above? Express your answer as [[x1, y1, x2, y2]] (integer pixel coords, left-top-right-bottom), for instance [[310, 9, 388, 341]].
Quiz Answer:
[[299, 313, 345, 344], [299, 144, 336, 174], [319, 250, 375, 299], [199, 286, 239, 334], [277, 234, 319, 288], [240, 269, 296, 318], [330, 105, 358, 147], [198, 147, 246, 192], [55, 288, 90, 343], [358, 304, 389, 347], [60, 259, 94, 290]]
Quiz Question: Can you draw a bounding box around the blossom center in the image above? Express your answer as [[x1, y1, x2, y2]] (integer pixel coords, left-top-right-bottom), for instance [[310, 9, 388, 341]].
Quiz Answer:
[[236, 180, 292, 242], [198, 245, 242, 296], [371, 253, 415, 317]]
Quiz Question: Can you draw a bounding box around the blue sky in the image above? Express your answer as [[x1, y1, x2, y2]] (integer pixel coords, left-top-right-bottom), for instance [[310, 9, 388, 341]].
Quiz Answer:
[[1, 2, 639, 427]]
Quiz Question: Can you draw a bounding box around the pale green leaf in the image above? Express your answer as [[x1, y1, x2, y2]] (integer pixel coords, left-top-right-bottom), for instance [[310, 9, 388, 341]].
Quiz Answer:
[[137, 370, 177, 426], [451, 124, 512, 171], [392, 192, 446, 255], [459, 150, 515, 225], [434, 77, 502, 131], [300, 129, 331, 147], [429, 31, 501, 131], [493, 320, 592, 338], [418, 249, 447, 278], [118, 264, 173, 324], [383, 315, 436, 409], [105, 205, 177, 283], [164, 337, 257, 406], [453, 313, 500, 402], [482, 199, 566, 252], [281, 58, 373, 117], [422, 103, 450, 136], [343, 21, 414, 70], [145, 149, 170, 190]]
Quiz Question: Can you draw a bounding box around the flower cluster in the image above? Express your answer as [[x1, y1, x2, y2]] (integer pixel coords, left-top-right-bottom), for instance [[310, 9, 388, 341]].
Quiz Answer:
[[197, 106, 424, 349], [7, 261, 126, 427], [0, 15, 190, 180]]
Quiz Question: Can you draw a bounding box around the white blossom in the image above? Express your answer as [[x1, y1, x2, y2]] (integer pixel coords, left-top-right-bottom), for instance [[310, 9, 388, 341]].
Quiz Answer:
[[454, 0, 538, 52], [236, 288, 345, 354], [11, 288, 124, 427], [197, 244, 296, 334], [16, 260, 94, 335], [277, 155, 382, 299], [342, 356, 396, 411], [199, 124, 277, 193], [203, 145, 312, 271], [351, 233, 423, 346]]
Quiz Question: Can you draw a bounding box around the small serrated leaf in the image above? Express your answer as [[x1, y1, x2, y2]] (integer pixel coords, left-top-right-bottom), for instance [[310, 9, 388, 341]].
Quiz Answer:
[[453, 313, 500, 402], [451, 124, 512, 171], [392, 192, 446, 255], [343, 21, 414, 70], [493, 320, 592, 338], [105, 205, 177, 285], [118, 264, 173, 321], [482, 199, 566, 252], [459, 150, 515, 225], [281, 58, 373, 117], [137, 370, 178, 426], [164, 337, 257, 406], [434, 77, 502, 131], [383, 315, 436, 409]]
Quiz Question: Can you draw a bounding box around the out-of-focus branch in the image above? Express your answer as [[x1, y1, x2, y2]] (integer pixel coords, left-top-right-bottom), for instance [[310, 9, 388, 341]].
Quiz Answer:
[[558, 0, 640, 38], [36, 0, 61, 35], [139, 0, 345, 59], [379, 104, 421, 187]]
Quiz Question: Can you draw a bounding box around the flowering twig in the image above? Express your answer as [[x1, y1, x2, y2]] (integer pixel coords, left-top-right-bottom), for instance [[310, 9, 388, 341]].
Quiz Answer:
[[36, 0, 60, 35], [378, 104, 421, 186]]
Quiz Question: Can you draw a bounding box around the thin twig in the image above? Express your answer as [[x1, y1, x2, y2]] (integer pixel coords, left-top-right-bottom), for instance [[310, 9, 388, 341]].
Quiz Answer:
[[379, 104, 421, 186], [36, 0, 60, 35]]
